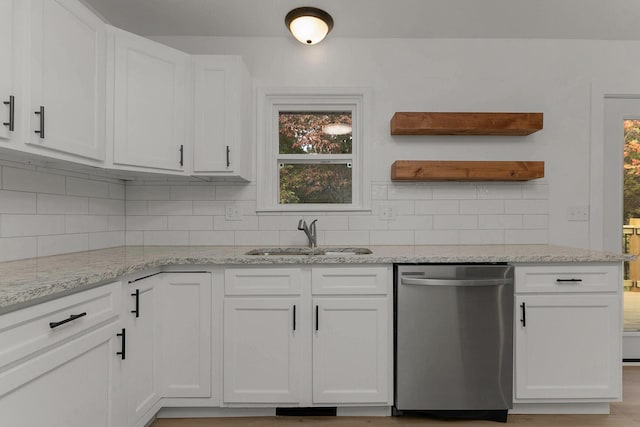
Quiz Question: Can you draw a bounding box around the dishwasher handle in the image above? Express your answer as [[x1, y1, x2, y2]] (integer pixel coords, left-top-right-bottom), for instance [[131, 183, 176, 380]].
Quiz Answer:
[[401, 277, 513, 287]]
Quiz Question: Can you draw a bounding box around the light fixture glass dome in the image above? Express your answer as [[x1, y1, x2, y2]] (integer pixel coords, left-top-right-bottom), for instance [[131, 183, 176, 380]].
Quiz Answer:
[[285, 7, 334, 45]]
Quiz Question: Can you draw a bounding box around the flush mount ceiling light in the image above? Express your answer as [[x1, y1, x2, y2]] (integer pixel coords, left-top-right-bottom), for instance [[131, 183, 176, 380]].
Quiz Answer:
[[285, 7, 334, 45]]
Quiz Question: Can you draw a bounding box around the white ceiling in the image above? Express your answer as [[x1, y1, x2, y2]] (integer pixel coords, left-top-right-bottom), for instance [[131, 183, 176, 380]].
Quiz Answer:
[[80, 0, 640, 40]]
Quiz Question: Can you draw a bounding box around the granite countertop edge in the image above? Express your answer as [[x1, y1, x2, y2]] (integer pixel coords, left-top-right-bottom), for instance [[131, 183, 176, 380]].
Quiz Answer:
[[0, 245, 632, 313]]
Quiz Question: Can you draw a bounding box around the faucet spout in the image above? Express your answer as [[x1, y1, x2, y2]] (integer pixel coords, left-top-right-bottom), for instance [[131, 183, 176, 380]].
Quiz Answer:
[[297, 219, 318, 248]]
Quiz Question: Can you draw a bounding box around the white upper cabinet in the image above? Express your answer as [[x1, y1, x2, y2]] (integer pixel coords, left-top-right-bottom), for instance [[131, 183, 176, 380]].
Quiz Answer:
[[192, 55, 252, 180], [108, 26, 189, 173], [0, 0, 14, 141], [26, 0, 106, 161]]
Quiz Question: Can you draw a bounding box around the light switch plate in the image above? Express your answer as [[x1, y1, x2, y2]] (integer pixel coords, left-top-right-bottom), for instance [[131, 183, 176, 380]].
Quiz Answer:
[[225, 206, 242, 220], [567, 206, 589, 221]]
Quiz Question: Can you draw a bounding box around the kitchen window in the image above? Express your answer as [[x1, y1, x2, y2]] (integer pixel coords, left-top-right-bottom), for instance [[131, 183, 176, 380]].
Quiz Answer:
[[257, 88, 370, 212]]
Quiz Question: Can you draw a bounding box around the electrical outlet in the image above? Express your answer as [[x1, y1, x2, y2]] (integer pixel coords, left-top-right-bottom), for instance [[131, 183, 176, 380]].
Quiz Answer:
[[379, 207, 395, 219], [567, 206, 589, 221], [225, 206, 242, 221]]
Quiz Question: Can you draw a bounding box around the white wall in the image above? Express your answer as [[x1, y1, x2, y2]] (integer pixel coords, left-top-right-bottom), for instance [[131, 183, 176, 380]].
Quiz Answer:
[[143, 35, 640, 249], [0, 158, 125, 262]]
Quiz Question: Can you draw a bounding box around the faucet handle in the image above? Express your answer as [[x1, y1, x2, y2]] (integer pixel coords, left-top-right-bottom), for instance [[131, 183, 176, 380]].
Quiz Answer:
[[297, 219, 305, 230]]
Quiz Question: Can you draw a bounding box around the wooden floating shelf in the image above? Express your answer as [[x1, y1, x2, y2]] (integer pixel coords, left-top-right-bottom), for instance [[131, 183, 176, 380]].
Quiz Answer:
[[391, 160, 545, 182], [390, 112, 543, 136]]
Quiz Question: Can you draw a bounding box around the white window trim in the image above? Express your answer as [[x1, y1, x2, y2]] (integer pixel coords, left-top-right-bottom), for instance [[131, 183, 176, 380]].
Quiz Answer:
[[256, 87, 371, 212]]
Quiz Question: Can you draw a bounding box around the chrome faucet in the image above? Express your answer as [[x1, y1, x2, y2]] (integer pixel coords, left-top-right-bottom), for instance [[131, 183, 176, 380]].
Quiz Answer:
[[297, 219, 318, 248]]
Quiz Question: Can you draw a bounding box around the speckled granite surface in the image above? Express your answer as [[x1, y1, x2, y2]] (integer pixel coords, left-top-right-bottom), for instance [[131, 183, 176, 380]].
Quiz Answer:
[[0, 245, 631, 313]]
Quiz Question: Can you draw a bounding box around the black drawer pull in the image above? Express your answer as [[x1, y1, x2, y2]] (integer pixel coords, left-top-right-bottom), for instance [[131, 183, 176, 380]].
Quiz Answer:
[[34, 106, 45, 138], [315, 305, 319, 331], [49, 312, 87, 329], [556, 278, 583, 283], [179, 144, 184, 166], [117, 328, 126, 360], [226, 145, 230, 167], [131, 289, 140, 318], [4, 95, 14, 131], [520, 302, 526, 327], [293, 305, 296, 331]]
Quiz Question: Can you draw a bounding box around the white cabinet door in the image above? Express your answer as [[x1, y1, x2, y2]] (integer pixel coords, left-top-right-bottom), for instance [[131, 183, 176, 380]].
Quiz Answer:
[[0, 0, 14, 141], [515, 294, 621, 400], [122, 278, 161, 426], [312, 298, 389, 404], [111, 26, 188, 172], [27, 0, 105, 160], [0, 323, 121, 427], [157, 272, 212, 398], [192, 55, 252, 180], [223, 298, 301, 403]]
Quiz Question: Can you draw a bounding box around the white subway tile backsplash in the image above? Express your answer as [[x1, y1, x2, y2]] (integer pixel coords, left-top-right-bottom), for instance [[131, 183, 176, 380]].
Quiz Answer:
[[108, 216, 125, 231], [460, 200, 505, 214], [89, 231, 125, 250], [143, 231, 189, 246], [479, 214, 523, 230], [216, 185, 257, 201], [389, 215, 433, 230], [126, 185, 170, 200], [126, 216, 168, 231], [65, 215, 109, 233], [147, 200, 193, 215], [348, 215, 389, 230], [371, 184, 388, 200], [523, 214, 549, 229], [370, 230, 414, 245], [2, 167, 66, 194], [38, 233, 89, 257], [126, 231, 144, 246], [193, 201, 227, 215], [0, 237, 37, 262], [234, 231, 279, 246], [307, 215, 348, 231], [373, 200, 414, 216], [258, 215, 301, 231], [0, 190, 36, 213], [89, 198, 125, 215], [505, 199, 548, 215], [189, 231, 235, 246], [37, 194, 89, 214], [477, 184, 522, 200], [1, 215, 65, 237], [170, 185, 215, 201], [168, 215, 213, 230], [505, 229, 549, 244], [414, 230, 460, 245], [324, 231, 370, 246], [126, 201, 148, 215], [388, 183, 432, 200], [278, 230, 316, 246], [213, 215, 259, 231], [459, 230, 505, 245], [66, 177, 109, 198], [109, 183, 126, 200], [522, 183, 549, 200], [433, 215, 478, 230], [432, 184, 477, 200], [415, 200, 459, 215]]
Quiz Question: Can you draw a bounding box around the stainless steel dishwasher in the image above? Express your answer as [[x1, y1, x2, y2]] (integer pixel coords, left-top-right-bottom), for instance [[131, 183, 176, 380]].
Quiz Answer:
[[394, 264, 514, 422]]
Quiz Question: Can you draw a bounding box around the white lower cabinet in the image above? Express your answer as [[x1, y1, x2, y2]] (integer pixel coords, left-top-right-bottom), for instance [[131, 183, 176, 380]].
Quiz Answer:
[[514, 264, 622, 404], [0, 282, 122, 427], [222, 265, 393, 407], [223, 297, 302, 403]]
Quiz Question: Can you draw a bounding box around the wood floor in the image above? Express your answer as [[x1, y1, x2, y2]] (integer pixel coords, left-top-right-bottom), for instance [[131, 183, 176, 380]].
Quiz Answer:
[[150, 367, 640, 426]]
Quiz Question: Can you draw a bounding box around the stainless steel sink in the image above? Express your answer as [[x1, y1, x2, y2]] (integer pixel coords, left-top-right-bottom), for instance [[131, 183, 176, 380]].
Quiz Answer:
[[245, 247, 372, 256]]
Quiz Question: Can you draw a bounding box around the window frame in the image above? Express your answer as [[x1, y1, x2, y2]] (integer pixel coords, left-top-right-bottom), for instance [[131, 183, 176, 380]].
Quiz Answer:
[[257, 88, 370, 212]]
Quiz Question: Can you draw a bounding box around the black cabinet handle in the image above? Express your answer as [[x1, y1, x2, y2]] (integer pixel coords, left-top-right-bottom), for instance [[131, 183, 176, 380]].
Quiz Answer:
[[179, 144, 184, 166], [34, 106, 44, 138], [315, 305, 319, 331], [116, 328, 126, 360], [3, 95, 14, 131], [131, 289, 140, 318], [293, 305, 296, 331], [49, 312, 87, 329], [556, 278, 582, 283], [226, 145, 230, 167], [520, 302, 526, 327]]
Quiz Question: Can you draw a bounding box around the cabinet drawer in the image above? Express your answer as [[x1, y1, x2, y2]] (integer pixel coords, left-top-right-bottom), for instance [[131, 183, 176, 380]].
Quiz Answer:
[[312, 266, 390, 295], [515, 265, 620, 293], [225, 268, 302, 295], [0, 282, 121, 369]]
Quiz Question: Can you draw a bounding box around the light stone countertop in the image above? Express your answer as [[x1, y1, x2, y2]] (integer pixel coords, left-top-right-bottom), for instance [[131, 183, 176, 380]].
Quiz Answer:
[[0, 244, 632, 313]]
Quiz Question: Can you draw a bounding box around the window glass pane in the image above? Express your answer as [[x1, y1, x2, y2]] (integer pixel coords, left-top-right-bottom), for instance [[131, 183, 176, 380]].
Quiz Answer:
[[279, 163, 352, 204], [279, 112, 352, 155]]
